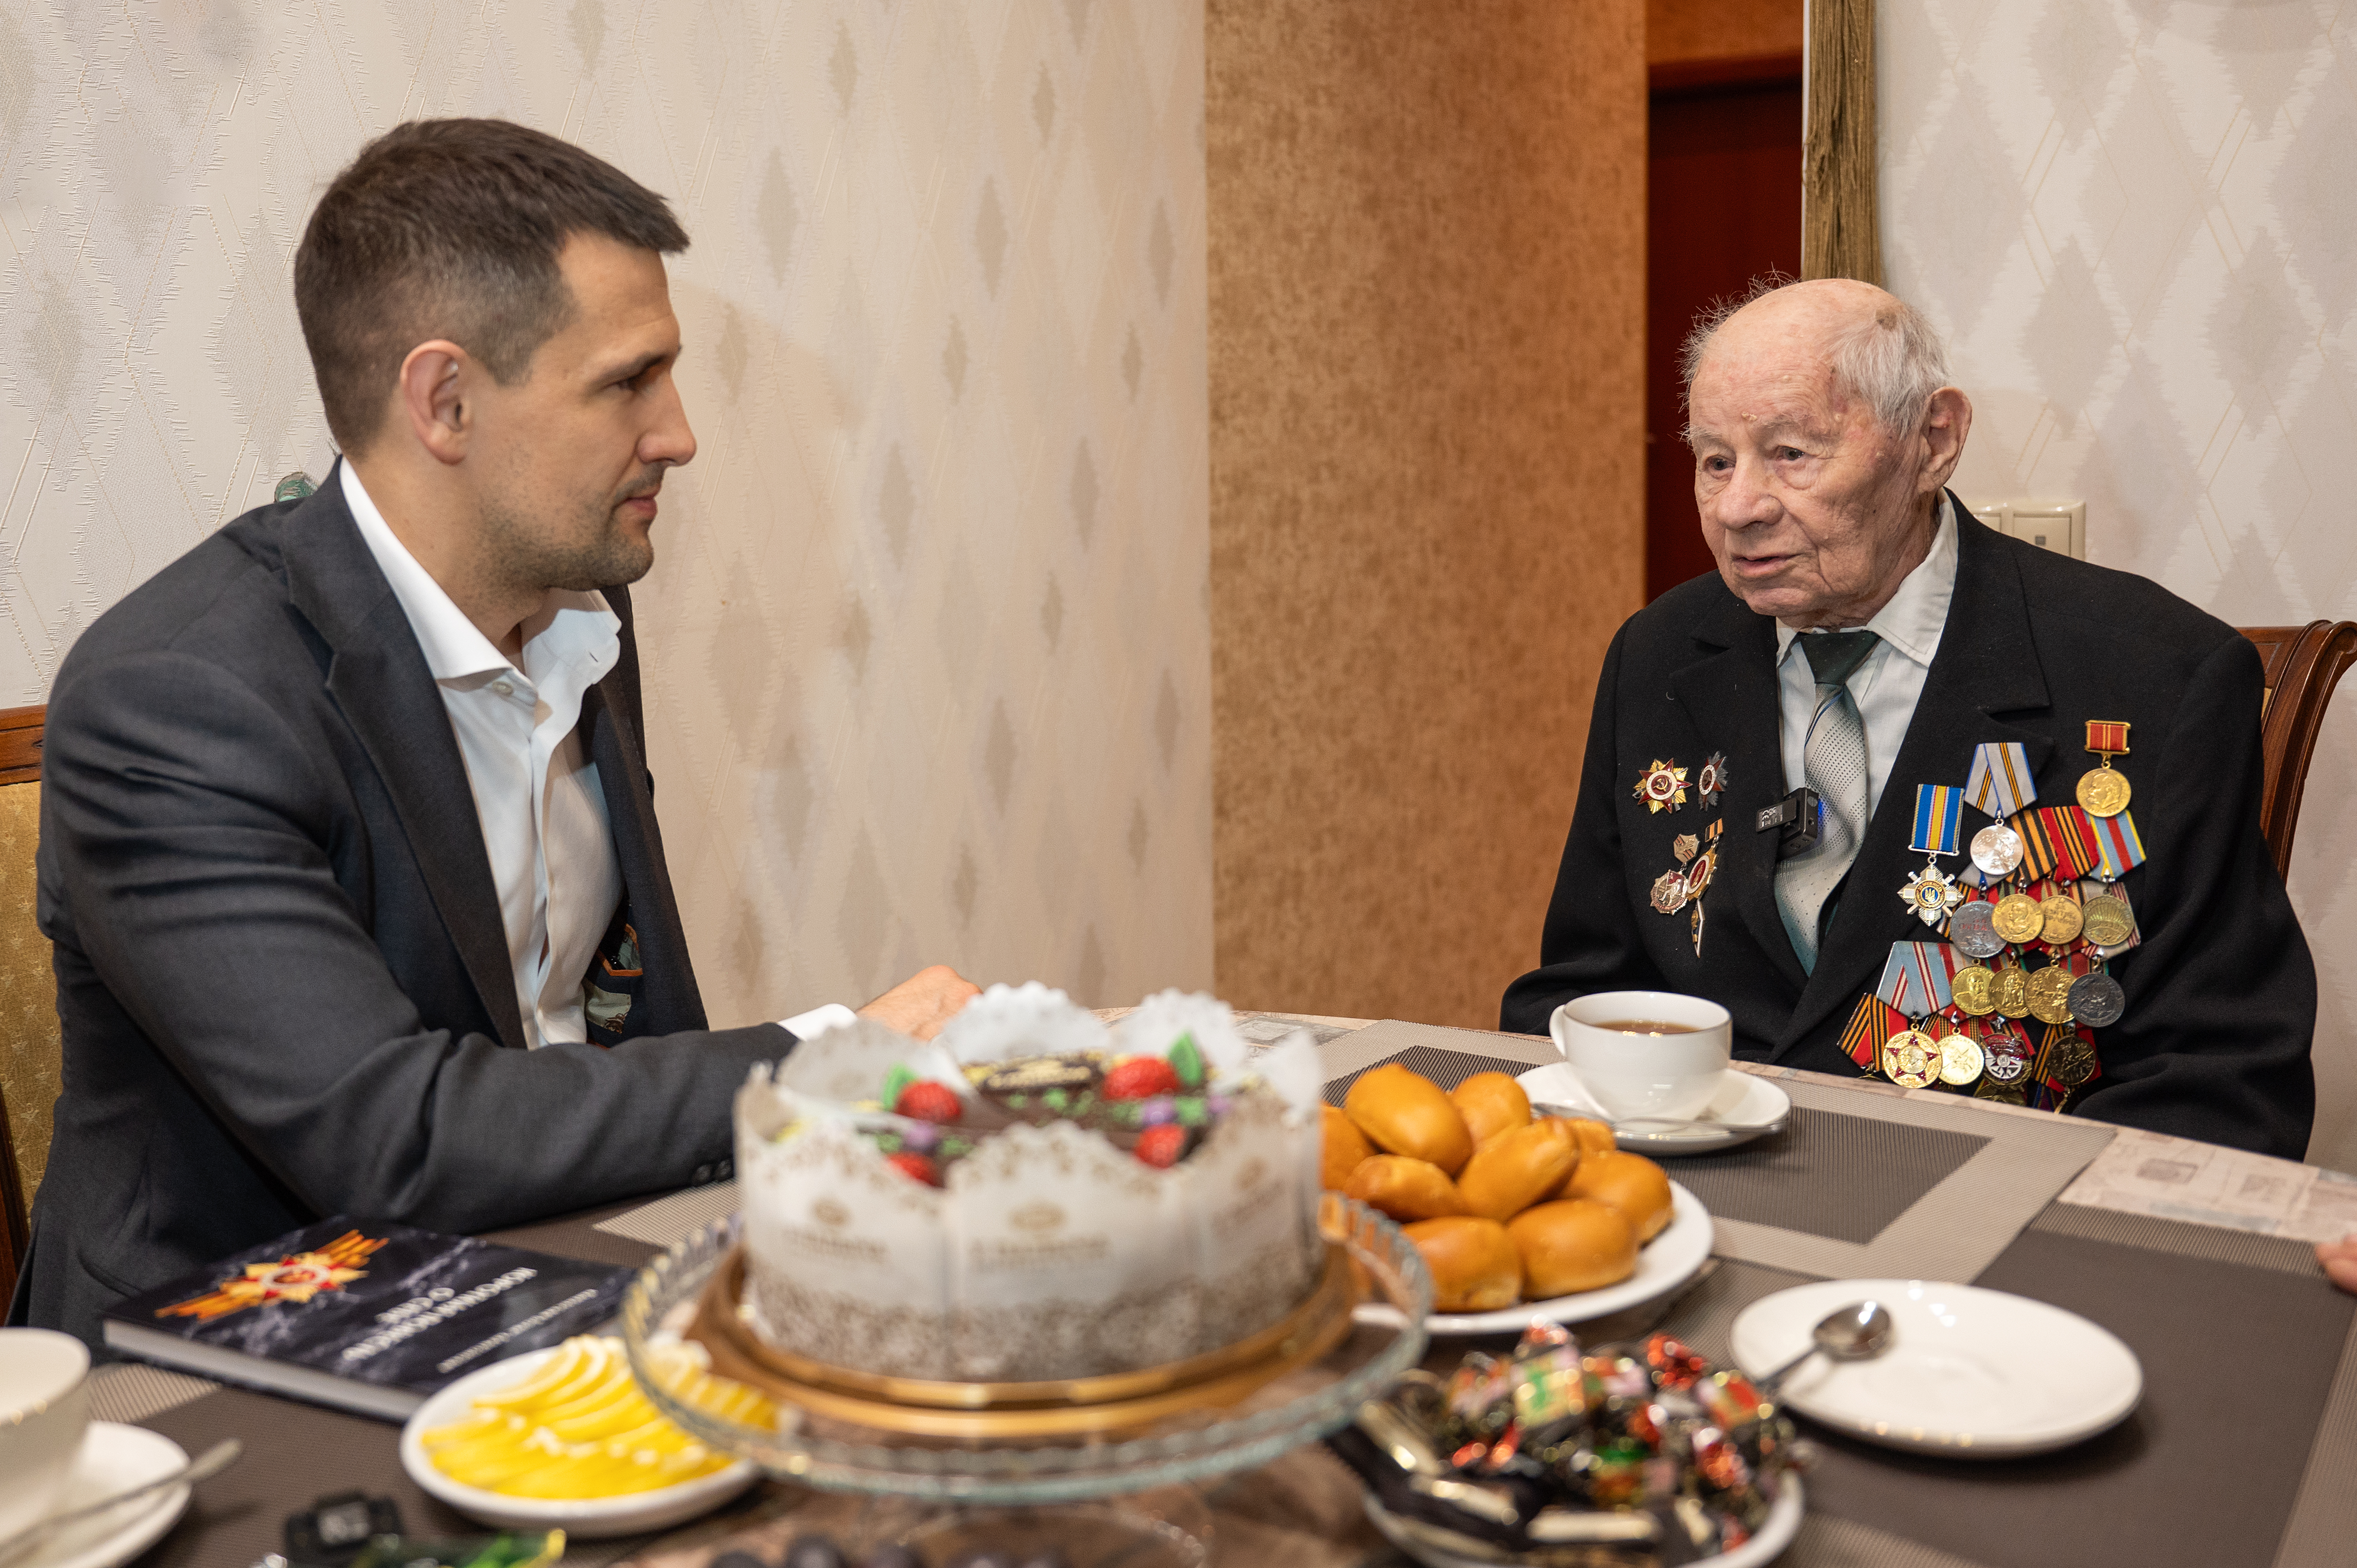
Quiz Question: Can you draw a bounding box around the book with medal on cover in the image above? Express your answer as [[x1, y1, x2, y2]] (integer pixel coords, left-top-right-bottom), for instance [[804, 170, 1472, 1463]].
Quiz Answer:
[[99, 1217, 629, 1421]]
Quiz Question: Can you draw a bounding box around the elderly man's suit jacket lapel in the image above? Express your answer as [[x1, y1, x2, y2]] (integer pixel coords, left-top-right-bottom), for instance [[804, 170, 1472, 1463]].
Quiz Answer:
[[1778, 501, 2053, 1054], [279, 466, 530, 1051]]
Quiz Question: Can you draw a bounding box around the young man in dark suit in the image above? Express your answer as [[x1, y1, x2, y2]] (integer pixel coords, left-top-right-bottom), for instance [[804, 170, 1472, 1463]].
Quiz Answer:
[[12, 120, 977, 1348], [1503, 279, 2314, 1159]]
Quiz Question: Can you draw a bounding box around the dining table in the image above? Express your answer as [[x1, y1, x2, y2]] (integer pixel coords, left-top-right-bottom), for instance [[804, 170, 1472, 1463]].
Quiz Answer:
[[81, 1012, 2357, 1568]]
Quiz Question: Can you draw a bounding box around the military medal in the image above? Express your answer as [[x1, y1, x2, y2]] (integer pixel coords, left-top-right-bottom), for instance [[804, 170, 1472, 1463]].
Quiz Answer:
[[1951, 962, 1997, 1015], [1970, 824, 2023, 878], [1973, 1021, 2034, 1103], [1875, 942, 1960, 1086], [1697, 751, 1729, 810], [2076, 721, 2132, 818], [1650, 871, 1687, 914], [2049, 1035, 2098, 1086], [1635, 759, 1691, 814], [1949, 899, 2005, 959], [1898, 784, 1969, 927], [2039, 884, 2084, 946], [1838, 995, 1909, 1077], [2067, 968, 2126, 1026], [2081, 810, 2145, 949], [1991, 892, 2046, 944], [2027, 961, 2076, 1025], [2081, 889, 2135, 948], [1938, 1030, 1987, 1086], [1686, 819, 1723, 956], [1991, 961, 2030, 1018]]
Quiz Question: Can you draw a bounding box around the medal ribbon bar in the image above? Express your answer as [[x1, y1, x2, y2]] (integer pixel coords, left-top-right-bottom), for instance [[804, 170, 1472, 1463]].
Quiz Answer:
[[2085, 720, 2130, 756], [1840, 995, 1906, 1069], [1910, 784, 1966, 856], [1878, 940, 1959, 1017], [2017, 805, 2100, 881], [1965, 741, 2037, 820], [2088, 810, 2146, 879]]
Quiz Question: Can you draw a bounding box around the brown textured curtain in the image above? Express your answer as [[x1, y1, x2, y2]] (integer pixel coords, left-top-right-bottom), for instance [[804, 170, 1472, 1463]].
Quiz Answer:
[[1803, 0, 1882, 284]]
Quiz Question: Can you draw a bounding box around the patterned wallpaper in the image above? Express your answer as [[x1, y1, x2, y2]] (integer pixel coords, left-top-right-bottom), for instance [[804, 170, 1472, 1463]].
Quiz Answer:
[[0, 0, 1212, 1022], [1881, 0, 2357, 1171]]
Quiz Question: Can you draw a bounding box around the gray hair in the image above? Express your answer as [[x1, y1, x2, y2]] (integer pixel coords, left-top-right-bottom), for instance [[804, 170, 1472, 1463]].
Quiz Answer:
[[1680, 277, 1951, 435]]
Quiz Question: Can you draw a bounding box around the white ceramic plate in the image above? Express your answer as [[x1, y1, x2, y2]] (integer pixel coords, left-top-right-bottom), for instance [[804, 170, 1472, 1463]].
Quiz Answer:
[[399, 1346, 759, 1538], [1357, 1183, 1714, 1336], [1730, 1278, 2143, 1457], [1518, 1065, 1792, 1154], [23, 1423, 190, 1568], [1363, 1474, 1803, 1568]]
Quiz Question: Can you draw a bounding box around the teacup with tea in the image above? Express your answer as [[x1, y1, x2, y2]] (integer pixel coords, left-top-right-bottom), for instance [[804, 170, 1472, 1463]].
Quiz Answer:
[[1547, 991, 1732, 1120]]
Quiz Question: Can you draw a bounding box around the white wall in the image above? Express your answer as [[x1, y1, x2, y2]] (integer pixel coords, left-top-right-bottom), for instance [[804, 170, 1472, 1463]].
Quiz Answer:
[[0, 0, 1212, 1020], [1881, 0, 2357, 1171]]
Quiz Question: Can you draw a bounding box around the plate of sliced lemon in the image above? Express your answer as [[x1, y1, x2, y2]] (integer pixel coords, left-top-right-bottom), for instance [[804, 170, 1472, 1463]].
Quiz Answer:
[[400, 1334, 770, 1536]]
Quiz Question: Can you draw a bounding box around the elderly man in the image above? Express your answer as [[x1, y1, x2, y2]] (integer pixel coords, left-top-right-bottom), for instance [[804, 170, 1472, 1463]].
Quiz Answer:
[[1502, 279, 2314, 1158]]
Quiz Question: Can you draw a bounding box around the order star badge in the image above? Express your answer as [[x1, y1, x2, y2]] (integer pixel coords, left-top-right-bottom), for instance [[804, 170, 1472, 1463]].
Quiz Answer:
[[154, 1229, 389, 1323], [1696, 751, 1729, 810], [1899, 864, 1967, 928], [1634, 759, 1690, 814]]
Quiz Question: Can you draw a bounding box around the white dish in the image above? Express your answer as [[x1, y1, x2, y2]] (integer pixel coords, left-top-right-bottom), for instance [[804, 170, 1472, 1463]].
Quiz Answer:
[[1364, 1473, 1803, 1567], [20, 1423, 190, 1568], [1357, 1183, 1714, 1336], [1730, 1278, 2143, 1456], [399, 1346, 759, 1538], [1518, 1065, 1791, 1154]]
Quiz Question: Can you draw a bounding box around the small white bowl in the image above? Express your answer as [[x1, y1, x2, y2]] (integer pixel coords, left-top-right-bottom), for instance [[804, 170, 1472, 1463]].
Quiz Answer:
[[399, 1346, 760, 1538]]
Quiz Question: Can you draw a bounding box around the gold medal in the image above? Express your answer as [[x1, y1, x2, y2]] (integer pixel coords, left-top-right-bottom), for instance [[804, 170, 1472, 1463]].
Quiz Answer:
[[2039, 891, 2084, 946], [2081, 890, 2134, 947], [1881, 1028, 1941, 1089], [1952, 965, 1997, 1016], [1635, 759, 1690, 814], [1938, 1031, 1987, 1086], [1992, 962, 2030, 1018], [2077, 721, 2132, 819], [1991, 892, 2046, 945], [2027, 964, 2076, 1024]]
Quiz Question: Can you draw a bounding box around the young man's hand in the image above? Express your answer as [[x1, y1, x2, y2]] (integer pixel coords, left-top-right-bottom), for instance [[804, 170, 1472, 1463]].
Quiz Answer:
[[858, 964, 982, 1040]]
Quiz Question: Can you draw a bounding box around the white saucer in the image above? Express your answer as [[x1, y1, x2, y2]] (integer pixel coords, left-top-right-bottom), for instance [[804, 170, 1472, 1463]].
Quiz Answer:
[[1516, 1064, 1791, 1153], [18, 1423, 191, 1568], [1730, 1278, 2143, 1456], [1364, 1473, 1803, 1567], [1356, 1183, 1715, 1336], [400, 1345, 759, 1538]]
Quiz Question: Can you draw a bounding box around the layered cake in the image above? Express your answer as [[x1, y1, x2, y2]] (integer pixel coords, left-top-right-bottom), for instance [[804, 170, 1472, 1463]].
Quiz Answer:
[[734, 986, 1327, 1383]]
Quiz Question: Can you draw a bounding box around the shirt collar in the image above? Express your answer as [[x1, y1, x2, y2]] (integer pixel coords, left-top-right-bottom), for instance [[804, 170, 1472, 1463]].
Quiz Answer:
[[1774, 493, 1958, 669], [339, 460, 619, 688]]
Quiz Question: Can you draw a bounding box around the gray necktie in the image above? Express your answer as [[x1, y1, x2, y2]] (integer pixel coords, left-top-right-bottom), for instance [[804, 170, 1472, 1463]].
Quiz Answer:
[[1775, 630, 1881, 972]]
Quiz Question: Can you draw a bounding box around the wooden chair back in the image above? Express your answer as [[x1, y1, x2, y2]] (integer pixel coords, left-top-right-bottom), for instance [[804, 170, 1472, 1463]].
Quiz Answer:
[[0, 703, 48, 1305], [2240, 623, 2357, 882]]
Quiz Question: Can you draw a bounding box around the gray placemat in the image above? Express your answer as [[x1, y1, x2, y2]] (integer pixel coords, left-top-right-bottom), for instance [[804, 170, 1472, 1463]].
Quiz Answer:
[[1670, 1108, 1989, 1243], [1793, 1225, 2355, 1568], [597, 1181, 741, 1249], [85, 1361, 219, 1425], [1322, 1021, 2117, 1284]]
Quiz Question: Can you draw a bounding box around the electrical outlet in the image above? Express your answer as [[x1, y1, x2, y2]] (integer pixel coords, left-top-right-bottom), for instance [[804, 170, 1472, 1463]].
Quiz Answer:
[[1963, 499, 2085, 559]]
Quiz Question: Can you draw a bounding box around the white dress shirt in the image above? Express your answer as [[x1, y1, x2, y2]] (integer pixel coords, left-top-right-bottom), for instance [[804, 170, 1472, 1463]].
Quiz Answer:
[[1774, 495, 1959, 819], [343, 464, 855, 1049]]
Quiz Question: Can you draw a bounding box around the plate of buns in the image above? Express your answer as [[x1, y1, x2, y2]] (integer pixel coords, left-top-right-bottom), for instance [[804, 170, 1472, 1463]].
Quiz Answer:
[[1327, 1064, 1714, 1333]]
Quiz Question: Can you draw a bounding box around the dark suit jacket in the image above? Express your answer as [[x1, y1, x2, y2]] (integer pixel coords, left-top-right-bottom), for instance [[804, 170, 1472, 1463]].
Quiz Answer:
[[11, 469, 794, 1348], [1502, 500, 2316, 1159]]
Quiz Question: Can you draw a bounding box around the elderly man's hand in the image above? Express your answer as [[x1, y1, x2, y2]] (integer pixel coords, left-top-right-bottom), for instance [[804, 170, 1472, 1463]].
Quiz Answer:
[[858, 964, 982, 1041], [2320, 1234, 2357, 1294]]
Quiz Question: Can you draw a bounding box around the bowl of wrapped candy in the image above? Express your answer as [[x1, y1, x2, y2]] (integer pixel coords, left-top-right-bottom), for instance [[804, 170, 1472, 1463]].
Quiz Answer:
[[1329, 1326, 1805, 1566]]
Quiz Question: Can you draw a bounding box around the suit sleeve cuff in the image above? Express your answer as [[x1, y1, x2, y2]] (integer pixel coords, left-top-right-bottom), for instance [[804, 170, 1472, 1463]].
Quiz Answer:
[[778, 1002, 859, 1040]]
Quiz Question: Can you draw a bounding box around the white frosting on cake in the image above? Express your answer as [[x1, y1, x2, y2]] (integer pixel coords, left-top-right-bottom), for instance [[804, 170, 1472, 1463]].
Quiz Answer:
[[733, 986, 1327, 1382]]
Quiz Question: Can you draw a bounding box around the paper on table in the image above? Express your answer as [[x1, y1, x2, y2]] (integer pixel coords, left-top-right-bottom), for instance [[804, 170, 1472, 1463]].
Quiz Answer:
[[2058, 1126, 2357, 1244]]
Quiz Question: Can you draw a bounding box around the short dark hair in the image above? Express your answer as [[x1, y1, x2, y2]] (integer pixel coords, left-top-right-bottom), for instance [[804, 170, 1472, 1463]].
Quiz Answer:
[[295, 118, 689, 453]]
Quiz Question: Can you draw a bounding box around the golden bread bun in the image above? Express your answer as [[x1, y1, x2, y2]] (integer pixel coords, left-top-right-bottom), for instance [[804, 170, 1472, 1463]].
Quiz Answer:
[[1449, 1073, 1532, 1145], [1344, 1065, 1475, 1175], [1565, 1150, 1675, 1241], [1456, 1118, 1581, 1222], [1346, 1155, 1470, 1222], [1320, 1104, 1376, 1191], [1404, 1217, 1523, 1312], [1540, 1118, 1620, 1195], [1508, 1199, 1638, 1297]]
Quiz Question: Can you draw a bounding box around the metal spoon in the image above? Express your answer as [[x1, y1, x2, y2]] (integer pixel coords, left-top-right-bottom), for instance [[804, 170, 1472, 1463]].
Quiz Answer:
[[0, 1437, 242, 1567], [1753, 1300, 1894, 1393]]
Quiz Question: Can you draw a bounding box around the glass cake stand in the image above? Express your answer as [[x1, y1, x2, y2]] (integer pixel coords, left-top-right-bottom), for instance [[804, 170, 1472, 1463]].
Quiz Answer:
[[620, 1197, 1431, 1542]]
